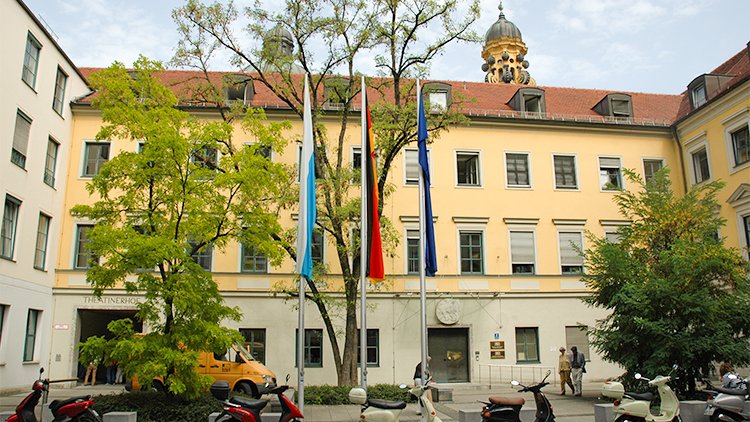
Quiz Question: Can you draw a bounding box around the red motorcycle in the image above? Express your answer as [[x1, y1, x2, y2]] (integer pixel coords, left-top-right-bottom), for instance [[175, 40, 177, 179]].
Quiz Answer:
[[211, 380, 303, 422], [8, 368, 102, 422]]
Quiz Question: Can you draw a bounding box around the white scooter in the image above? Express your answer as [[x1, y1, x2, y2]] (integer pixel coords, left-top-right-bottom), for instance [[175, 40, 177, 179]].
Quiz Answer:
[[349, 380, 442, 422], [601, 366, 682, 422]]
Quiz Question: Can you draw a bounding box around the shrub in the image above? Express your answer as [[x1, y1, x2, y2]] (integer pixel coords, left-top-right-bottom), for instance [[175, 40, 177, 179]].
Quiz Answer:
[[92, 391, 222, 422], [303, 384, 414, 405]]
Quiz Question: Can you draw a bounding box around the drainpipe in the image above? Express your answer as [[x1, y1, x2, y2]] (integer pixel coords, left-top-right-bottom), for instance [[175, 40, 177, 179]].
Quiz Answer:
[[671, 125, 689, 194]]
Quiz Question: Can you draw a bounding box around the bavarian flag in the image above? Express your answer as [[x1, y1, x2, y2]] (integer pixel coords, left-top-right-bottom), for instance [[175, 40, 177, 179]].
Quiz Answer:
[[364, 94, 384, 281]]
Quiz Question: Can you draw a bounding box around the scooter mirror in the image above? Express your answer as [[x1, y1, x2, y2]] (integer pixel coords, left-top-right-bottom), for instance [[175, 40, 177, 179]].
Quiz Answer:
[[511, 380, 520, 386], [634, 373, 642, 380], [39, 368, 45, 375], [286, 374, 291, 383], [399, 384, 408, 389], [672, 364, 678, 370]]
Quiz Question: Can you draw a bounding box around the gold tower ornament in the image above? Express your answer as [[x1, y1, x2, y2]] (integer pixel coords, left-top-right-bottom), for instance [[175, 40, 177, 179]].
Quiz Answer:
[[481, 1, 535, 85]]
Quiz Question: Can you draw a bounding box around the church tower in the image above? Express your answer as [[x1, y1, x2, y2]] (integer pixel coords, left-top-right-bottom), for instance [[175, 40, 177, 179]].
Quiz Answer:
[[481, 1, 535, 85]]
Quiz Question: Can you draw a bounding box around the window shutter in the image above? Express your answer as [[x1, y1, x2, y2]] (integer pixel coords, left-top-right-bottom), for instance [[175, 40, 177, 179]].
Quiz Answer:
[[599, 157, 620, 168], [510, 231, 534, 264], [611, 100, 630, 116], [559, 232, 583, 265], [14, 113, 31, 154], [405, 150, 419, 181]]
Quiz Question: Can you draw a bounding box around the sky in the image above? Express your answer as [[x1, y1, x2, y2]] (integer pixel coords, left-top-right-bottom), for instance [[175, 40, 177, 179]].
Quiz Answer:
[[24, 0, 750, 95]]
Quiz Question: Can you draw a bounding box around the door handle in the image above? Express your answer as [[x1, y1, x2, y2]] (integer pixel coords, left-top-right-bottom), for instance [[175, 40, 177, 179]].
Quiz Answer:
[[210, 365, 220, 368], [198, 365, 206, 368]]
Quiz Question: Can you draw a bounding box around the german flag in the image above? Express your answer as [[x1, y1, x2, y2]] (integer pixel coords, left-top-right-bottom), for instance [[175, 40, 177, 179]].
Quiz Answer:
[[364, 97, 384, 281]]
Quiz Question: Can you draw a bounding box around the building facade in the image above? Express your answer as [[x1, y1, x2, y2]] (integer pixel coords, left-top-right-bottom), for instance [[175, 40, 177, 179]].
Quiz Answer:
[[1, 0, 89, 391], [1, 0, 749, 393]]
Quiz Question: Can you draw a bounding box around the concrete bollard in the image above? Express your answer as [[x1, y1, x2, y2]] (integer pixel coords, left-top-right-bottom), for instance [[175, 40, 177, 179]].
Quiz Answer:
[[260, 413, 281, 422], [679, 400, 709, 422], [594, 403, 614, 422], [429, 386, 453, 403], [208, 411, 222, 422], [458, 409, 482, 422], [103, 411, 137, 422]]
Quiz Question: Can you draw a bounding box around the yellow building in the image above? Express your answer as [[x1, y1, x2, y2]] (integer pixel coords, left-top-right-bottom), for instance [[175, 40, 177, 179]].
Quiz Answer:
[[2, 0, 749, 393]]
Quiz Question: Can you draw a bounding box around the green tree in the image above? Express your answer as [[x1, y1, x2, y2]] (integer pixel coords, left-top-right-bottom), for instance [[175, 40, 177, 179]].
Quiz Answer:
[[172, 0, 479, 385], [583, 168, 750, 396], [71, 57, 292, 399]]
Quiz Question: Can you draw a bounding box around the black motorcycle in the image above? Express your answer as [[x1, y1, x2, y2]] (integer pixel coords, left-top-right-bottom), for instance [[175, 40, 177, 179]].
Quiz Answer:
[[480, 370, 555, 422]]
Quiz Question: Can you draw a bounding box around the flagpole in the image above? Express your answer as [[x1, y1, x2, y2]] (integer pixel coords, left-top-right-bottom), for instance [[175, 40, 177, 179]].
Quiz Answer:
[[297, 271, 305, 414], [417, 79, 429, 396], [359, 75, 368, 389]]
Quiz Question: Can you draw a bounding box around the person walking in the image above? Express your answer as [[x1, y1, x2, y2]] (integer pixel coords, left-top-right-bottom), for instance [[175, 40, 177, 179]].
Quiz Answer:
[[570, 346, 586, 396], [558, 347, 574, 395], [413, 356, 432, 416]]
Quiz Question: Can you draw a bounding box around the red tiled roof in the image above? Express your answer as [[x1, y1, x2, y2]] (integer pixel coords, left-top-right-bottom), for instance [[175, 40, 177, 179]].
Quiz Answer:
[[77, 67, 683, 126], [675, 44, 750, 121]]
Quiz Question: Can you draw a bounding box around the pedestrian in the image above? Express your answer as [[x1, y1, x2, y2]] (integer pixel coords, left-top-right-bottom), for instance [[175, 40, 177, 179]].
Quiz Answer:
[[558, 347, 574, 395], [115, 363, 124, 384], [83, 358, 99, 386], [569, 346, 586, 396], [719, 362, 741, 389], [413, 356, 432, 416]]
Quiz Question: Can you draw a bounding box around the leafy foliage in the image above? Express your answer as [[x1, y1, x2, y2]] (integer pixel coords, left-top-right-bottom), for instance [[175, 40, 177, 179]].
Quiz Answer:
[[72, 57, 291, 399], [304, 384, 414, 405], [583, 168, 750, 396], [92, 391, 222, 422]]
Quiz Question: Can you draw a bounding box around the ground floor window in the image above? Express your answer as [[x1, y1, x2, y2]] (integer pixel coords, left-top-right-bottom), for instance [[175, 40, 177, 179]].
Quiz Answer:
[[239, 328, 266, 364], [24, 309, 40, 362], [515, 327, 539, 363], [296, 329, 323, 367], [565, 325, 590, 359], [357, 329, 379, 367]]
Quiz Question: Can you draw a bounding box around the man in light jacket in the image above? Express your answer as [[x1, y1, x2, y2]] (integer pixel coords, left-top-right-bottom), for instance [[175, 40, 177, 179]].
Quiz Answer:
[[570, 346, 586, 396]]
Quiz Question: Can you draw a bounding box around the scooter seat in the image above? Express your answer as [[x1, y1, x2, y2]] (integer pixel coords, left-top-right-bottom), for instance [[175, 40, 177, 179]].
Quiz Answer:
[[49, 395, 90, 413], [489, 396, 525, 406], [229, 397, 269, 410], [624, 392, 654, 401], [714, 386, 749, 396], [367, 398, 407, 409]]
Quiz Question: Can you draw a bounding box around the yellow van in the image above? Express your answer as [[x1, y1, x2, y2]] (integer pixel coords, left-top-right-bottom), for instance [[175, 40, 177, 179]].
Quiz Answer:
[[128, 342, 276, 398]]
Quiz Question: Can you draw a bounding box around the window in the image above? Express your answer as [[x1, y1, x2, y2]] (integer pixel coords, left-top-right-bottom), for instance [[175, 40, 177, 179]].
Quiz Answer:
[[297, 144, 321, 182], [515, 327, 539, 363], [731, 125, 750, 167], [505, 153, 530, 187], [691, 147, 710, 184], [456, 152, 481, 186], [2, 196, 22, 259], [743, 215, 750, 260], [460, 231, 483, 274], [510, 231, 535, 274], [83, 142, 110, 176], [24, 309, 40, 362], [599, 157, 623, 190], [22, 33, 41, 89], [189, 242, 212, 270], [296, 329, 323, 367], [242, 244, 267, 273], [352, 146, 362, 184], [311, 229, 324, 265], [74, 224, 95, 269], [0, 304, 6, 346], [559, 231, 584, 274], [404, 148, 429, 185], [611, 99, 631, 117], [239, 328, 266, 364], [692, 82, 707, 108], [44, 138, 59, 187], [225, 80, 252, 105], [53, 67, 68, 115], [34, 214, 51, 270], [643, 159, 664, 183], [191, 146, 218, 171], [565, 326, 590, 360], [357, 329, 380, 366], [406, 229, 419, 274], [554, 155, 578, 189], [428, 91, 448, 112], [510, 88, 546, 113], [12, 110, 32, 169], [605, 231, 621, 243]]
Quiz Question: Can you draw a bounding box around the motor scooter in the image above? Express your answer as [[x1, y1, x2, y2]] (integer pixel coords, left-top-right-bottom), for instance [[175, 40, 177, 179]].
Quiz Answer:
[[703, 374, 749, 421], [601, 365, 682, 422], [479, 370, 555, 422], [349, 381, 441, 422], [8, 368, 101, 422], [210, 380, 303, 422]]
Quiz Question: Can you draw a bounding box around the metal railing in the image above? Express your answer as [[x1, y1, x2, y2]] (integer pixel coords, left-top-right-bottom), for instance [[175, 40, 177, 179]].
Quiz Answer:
[[478, 364, 557, 388]]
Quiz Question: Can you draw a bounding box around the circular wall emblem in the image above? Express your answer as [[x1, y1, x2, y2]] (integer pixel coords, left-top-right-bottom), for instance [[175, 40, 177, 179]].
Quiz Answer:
[[435, 298, 461, 325]]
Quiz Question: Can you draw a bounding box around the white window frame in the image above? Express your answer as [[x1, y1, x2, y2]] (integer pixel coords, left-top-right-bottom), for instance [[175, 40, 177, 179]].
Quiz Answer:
[[691, 82, 707, 108], [722, 108, 750, 174], [600, 220, 630, 244], [311, 228, 325, 266], [507, 227, 537, 275], [1, 195, 22, 260], [352, 145, 362, 185], [404, 148, 430, 186], [428, 91, 448, 113], [598, 155, 624, 192], [245, 141, 273, 161], [641, 157, 665, 184], [554, 220, 586, 275], [504, 151, 532, 189], [404, 225, 420, 275], [454, 150, 482, 188], [80, 140, 111, 178], [686, 135, 712, 185], [455, 220, 487, 275], [552, 153, 580, 191], [53, 66, 68, 115], [728, 184, 750, 261]]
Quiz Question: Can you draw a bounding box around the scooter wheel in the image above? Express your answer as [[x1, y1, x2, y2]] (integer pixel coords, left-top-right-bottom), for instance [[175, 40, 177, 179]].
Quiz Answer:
[[614, 416, 646, 422], [710, 411, 741, 422]]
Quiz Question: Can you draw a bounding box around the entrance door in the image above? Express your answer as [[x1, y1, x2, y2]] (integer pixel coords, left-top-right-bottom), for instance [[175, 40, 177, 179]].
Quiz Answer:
[[77, 309, 142, 382], [427, 327, 469, 383]]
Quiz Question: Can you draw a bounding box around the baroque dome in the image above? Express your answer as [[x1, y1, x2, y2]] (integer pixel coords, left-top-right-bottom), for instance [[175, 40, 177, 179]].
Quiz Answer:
[[484, 2, 522, 42]]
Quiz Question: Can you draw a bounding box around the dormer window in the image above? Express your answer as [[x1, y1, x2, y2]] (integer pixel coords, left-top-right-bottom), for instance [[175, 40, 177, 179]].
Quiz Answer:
[[324, 77, 350, 109], [692, 82, 707, 108], [225, 75, 253, 105], [423, 82, 452, 113], [687, 74, 735, 110], [508, 87, 545, 114], [594, 93, 632, 118]]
